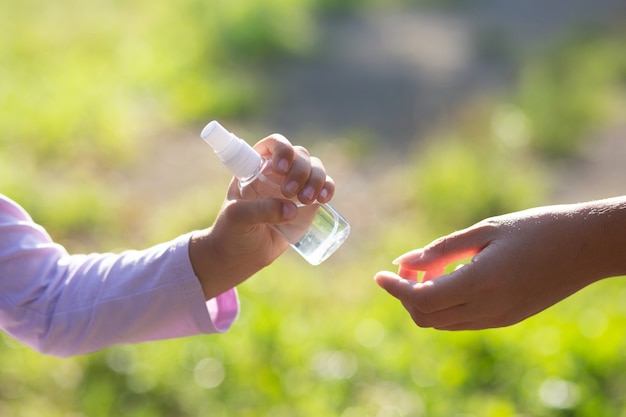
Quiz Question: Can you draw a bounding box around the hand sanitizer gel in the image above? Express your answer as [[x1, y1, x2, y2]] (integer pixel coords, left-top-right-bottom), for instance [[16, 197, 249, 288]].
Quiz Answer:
[[200, 120, 350, 265]]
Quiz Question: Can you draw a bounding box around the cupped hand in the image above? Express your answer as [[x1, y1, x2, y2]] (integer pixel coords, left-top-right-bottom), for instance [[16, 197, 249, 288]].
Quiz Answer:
[[374, 199, 626, 330]]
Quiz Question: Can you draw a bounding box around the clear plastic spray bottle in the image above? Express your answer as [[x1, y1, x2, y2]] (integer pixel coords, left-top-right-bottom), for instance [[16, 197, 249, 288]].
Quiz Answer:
[[200, 121, 350, 265]]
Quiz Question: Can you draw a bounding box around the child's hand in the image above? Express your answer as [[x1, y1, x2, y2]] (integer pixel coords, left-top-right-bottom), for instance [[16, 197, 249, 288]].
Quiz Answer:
[[190, 134, 335, 300]]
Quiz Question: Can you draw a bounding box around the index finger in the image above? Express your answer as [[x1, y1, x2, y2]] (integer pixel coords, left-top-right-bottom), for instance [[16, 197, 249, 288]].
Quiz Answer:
[[395, 224, 493, 271], [253, 134, 295, 175]]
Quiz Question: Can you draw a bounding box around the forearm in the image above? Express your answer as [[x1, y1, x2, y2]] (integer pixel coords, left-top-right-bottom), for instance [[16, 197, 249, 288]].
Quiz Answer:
[[510, 196, 626, 291], [573, 196, 626, 281]]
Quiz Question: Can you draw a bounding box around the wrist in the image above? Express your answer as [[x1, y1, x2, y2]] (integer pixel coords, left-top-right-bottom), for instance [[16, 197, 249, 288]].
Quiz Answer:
[[188, 229, 224, 300], [571, 198, 626, 282], [188, 228, 266, 301]]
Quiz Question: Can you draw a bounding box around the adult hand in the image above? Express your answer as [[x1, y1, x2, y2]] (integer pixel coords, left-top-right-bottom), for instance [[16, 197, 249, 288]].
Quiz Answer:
[[375, 197, 626, 330], [190, 134, 335, 300]]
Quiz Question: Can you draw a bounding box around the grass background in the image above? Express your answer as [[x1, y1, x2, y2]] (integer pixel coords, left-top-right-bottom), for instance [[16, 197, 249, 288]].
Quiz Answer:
[[1, 0, 626, 415]]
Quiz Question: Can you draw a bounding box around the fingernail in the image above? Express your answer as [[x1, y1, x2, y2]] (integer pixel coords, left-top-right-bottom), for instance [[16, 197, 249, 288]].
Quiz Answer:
[[301, 186, 314, 201], [277, 158, 289, 174], [282, 203, 297, 220], [319, 188, 329, 201], [284, 181, 298, 196]]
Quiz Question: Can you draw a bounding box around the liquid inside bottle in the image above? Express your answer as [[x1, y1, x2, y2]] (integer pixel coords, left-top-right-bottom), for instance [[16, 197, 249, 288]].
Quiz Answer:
[[239, 158, 350, 265], [201, 120, 350, 265]]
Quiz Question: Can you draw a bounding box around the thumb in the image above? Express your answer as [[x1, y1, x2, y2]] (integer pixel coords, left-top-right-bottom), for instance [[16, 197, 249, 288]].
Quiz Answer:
[[374, 271, 418, 300]]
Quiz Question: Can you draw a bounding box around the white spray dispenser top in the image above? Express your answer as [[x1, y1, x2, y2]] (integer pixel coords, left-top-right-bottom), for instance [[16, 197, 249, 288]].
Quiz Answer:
[[200, 121, 262, 180]]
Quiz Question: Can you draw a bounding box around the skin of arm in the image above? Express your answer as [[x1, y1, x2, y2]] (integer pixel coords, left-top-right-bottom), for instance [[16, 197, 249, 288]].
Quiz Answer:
[[189, 133, 335, 300], [374, 196, 626, 330]]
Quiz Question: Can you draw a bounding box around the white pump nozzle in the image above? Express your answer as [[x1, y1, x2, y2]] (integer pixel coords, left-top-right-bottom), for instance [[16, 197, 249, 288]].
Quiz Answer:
[[200, 121, 262, 180]]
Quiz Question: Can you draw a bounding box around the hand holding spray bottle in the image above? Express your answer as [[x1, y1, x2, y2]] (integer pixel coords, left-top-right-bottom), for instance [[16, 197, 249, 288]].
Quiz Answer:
[[200, 121, 350, 265]]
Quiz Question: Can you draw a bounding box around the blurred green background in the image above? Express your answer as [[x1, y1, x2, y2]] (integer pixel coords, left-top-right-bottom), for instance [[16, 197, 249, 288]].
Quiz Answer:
[[2, 0, 626, 416]]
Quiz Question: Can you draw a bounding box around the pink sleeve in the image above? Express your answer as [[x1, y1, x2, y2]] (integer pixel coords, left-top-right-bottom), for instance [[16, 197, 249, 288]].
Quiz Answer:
[[0, 194, 239, 357]]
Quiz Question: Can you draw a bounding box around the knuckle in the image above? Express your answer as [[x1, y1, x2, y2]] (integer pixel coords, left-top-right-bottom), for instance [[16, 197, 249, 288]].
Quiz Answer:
[[310, 156, 325, 169], [269, 133, 291, 144], [474, 218, 501, 234], [293, 145, 310, 157]]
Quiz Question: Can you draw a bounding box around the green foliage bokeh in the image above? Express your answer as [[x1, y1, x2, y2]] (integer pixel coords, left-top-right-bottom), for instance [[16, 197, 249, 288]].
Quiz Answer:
[[1, 1, 626, 416]]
